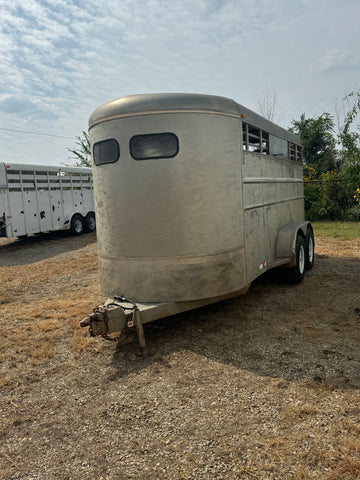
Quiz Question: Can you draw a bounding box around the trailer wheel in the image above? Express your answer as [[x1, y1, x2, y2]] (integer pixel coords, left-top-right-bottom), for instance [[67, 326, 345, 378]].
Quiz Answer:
[[85, 213, 96, 232], [290, 234, 306, 284], [70, 214, 85, 236], [305, 228, 315, 270]]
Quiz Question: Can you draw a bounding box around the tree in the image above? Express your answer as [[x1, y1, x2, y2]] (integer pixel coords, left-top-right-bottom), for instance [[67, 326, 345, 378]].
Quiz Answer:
[[67, 131, 91, 167], [255, 89, 281, 123], [340, 91, 360, 163], [338, 91, 360, 214], [342, 90, 360, 141], [290, 113, 337, 173], [294, 94, 360, 221], [335, 92, 360, 168]]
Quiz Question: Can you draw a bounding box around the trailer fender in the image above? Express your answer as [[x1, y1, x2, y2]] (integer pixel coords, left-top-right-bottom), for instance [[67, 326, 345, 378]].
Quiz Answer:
[[276, 221, 311, 262]]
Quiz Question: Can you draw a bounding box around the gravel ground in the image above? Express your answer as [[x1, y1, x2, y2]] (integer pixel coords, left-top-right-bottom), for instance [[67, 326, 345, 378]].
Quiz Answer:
[[0, 231, 359, 480]]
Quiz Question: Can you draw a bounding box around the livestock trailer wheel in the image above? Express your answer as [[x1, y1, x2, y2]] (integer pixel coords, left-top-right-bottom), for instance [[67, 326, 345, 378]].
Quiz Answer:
[[85, 212, 96, 232], [290, 234, 306, 284], [70, 214, 85, 236], [305, 228, 315, 270]]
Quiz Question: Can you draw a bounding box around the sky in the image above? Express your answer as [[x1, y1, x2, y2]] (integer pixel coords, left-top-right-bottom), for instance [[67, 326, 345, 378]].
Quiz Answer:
[[0, 0, 359, 166]]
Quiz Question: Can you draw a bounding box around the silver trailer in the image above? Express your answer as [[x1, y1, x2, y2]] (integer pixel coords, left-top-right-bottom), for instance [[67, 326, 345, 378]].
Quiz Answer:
[[81, 93, 314, 352], [0, 162, 95, 238]]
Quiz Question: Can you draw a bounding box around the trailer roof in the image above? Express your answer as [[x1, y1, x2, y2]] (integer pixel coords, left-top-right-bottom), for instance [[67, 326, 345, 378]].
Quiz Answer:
[[89, 93, 300, 145]]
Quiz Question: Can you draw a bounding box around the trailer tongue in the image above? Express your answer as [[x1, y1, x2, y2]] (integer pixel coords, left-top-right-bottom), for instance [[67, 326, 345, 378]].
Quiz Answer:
[[80, 289, 249, 354]]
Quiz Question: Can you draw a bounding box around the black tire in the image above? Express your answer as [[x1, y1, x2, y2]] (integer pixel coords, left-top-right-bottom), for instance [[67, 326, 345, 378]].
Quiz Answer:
[[70, 214, 85, 236], [290, 234, 306, 284], [85, 212, 96, 232], [305, 228, 315, 270]]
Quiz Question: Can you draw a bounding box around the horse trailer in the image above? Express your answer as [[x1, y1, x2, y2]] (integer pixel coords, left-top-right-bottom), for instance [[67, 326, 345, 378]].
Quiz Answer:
[[80, 93, 314, 352]]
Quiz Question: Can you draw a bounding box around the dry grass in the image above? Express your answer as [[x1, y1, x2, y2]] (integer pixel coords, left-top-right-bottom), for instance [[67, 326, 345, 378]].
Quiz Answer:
[[315, 236, 360, 259], [1, 291, 102, 369], [0, 232, 360, 479], [0, 241, 102, 389]]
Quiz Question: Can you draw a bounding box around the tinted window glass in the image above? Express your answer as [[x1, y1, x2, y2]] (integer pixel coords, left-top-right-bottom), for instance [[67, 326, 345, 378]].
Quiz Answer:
[[93, 139, 120, 166], [269, 134, 288, 158], [130, 133, 179, 160]]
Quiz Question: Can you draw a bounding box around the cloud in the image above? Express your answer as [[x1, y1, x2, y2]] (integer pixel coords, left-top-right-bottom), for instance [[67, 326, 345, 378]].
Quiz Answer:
[[0, 93, 61, 125], [316, 49, 359, 74], [0, 0, 360, 165]]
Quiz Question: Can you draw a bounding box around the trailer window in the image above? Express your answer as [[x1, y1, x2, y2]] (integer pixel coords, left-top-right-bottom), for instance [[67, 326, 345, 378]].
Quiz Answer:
[[243, 123, 269, 154], [130, 133, 179, 160], [296, 145, 302, 163], [243, 123, 301, 162], [289, 143, 303, 163], [269, 135, 288, 158], [93, 139, 120, 166]]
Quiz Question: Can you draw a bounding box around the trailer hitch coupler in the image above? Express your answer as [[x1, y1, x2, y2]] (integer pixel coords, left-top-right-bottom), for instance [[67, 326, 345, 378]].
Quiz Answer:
[[80, 312, 98, 328]]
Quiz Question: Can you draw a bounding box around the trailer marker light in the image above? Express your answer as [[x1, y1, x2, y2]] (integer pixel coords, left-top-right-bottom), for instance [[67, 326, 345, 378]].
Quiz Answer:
[[241, 114, 246, 118]]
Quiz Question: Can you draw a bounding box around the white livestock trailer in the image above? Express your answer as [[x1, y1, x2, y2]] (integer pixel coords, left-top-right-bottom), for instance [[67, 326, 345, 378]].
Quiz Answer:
[[80, 93, 314, 352], [0, 162, 95, 238]]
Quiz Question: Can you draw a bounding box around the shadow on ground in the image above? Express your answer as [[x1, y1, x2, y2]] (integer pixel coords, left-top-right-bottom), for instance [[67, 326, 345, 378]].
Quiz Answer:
[[0, 231, 97, 267], [107, 257, 360, 389]]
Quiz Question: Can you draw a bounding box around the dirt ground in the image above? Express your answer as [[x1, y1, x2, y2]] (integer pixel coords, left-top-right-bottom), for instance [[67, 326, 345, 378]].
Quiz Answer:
[[0, 231, 359, 480]]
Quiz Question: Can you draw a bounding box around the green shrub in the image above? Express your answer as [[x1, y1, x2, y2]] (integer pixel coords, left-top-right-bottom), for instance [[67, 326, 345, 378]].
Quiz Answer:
[[303, 166, 359, 221], [344, 205, 360, 221], [320, 171, 347, 220], [305, 201, 327, 221]]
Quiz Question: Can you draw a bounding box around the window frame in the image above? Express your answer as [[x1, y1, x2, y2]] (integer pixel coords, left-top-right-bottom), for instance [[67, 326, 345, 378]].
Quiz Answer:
[[243, 123, 269, 155]]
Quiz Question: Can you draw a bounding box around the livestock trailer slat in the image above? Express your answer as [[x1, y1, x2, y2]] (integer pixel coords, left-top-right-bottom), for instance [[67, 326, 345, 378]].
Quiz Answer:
[[0, 162, 96, 238]]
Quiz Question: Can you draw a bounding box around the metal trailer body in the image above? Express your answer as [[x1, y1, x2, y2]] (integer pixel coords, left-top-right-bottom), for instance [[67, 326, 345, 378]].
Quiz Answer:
[[0, 162, 95, 238], [81, 93, 314, 350]]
